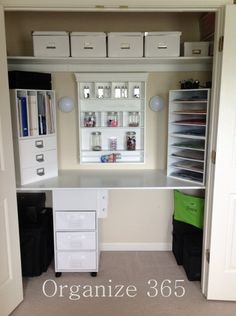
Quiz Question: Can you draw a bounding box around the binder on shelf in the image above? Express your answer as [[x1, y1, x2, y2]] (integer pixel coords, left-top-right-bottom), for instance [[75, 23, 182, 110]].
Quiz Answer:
[[45, 93, 55, 134], [49, 95, 55, 134], [28, 95, 38, 136], [17, 98, 23, 137], [37, 93, 46, 135], [18, 96, 29, 137]]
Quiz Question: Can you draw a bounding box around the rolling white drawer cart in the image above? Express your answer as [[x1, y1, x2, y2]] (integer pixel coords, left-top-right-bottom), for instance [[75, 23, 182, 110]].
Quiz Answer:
[[53, 188, 108, 277]]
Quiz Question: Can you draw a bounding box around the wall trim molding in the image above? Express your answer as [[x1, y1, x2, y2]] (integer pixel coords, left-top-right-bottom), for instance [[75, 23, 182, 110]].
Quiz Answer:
[[100, 242, 172, 251]]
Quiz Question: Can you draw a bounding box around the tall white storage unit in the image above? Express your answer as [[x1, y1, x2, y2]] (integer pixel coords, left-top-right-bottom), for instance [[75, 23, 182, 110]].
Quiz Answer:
[[10, 89, 58, 185], [75, 73, 148, 164], [167, 89, 210, 184]]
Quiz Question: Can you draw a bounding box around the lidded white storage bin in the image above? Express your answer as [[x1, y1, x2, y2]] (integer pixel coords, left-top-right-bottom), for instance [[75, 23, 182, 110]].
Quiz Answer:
[[107, 32, 144, 57], [32, 31, 70, 57], [144, 32, 181, 57], [184, 42, 209, 57], [70, 32, 106, 57]]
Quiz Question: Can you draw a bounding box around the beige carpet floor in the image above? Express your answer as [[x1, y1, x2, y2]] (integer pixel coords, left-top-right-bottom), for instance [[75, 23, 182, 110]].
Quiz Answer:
[[11, 251, 236, 316]]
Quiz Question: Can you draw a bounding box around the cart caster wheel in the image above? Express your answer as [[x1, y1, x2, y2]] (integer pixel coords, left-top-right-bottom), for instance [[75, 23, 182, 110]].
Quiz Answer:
[[55, 272, 62, 278], [91, 272, 97, 277]]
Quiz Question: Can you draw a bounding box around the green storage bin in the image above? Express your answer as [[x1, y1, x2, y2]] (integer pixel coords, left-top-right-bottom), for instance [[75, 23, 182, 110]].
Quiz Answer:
[[174, 190, 204, 229]]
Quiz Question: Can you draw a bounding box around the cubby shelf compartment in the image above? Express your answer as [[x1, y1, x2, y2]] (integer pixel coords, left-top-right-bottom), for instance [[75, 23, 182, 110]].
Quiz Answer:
[[75, 73, 148, 165], [167, 88, 210, 184]]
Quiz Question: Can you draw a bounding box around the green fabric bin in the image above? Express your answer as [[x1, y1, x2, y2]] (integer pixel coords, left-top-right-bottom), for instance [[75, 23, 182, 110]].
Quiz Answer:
[[174, 190, 204, 229]]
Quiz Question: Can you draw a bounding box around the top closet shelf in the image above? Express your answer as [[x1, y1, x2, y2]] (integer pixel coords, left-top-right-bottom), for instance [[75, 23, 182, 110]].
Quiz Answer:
[[7, 56, 213, 72]]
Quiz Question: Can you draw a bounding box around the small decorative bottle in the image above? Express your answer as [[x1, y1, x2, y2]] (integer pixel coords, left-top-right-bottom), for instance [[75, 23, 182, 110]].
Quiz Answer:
[[107, 112, 118, 127], [114, 86, 121, 98], [84, 112, 96, 127], [128, 112, 140, 127], [83, 86, 90, 99], [121, 86, 128, 98], [133, 86, 140, 98], [104, 86, 111, 98], [108, 137, 117, 151], [91, 131, 102, 151], [97, 86, 104, 98], [126, 131, 136, 150]]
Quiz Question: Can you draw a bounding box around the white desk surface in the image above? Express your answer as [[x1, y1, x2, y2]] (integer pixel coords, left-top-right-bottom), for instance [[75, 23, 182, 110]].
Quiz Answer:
[[17, 170, 204, 191]]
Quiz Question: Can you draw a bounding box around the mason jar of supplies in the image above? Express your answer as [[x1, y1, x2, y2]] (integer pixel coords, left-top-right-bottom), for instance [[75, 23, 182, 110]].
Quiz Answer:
[[126, 131, 136, 150]]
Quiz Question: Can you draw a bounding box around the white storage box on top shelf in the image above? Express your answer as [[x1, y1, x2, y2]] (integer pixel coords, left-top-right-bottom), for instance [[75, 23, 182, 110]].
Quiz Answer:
[[107, 32, 144, 57], [32, 31, 70, 57], [75, 73, 148, 164], [184, 42, 210, 57], [167, 89, 210, 185], [70, 32, 107, 57], [144, 32, 181, 57]]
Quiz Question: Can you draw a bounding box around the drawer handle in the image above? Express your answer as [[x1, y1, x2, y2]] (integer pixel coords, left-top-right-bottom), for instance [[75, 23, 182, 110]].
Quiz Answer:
[[35, 140, 44, 148], [84, 43, 94, 50], [36, 168, 45, 176], [46, 45, 56, 49], [120, 43, 130, 50], [192, 49, 201, 55], [157, 44, 167, 49], [36, 154, 44, 162]]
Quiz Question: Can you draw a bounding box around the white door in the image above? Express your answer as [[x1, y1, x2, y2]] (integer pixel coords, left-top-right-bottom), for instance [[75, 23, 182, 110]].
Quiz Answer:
[[206, 4, 236, 301], [0, 5, 23, 315]]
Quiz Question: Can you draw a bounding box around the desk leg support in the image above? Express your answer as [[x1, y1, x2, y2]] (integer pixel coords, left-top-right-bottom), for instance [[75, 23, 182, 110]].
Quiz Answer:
[[55, 272, 62, 278]]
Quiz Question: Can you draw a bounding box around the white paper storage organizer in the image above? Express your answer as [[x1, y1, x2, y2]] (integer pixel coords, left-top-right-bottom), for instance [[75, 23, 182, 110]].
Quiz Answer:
[[10, 89, 58, 185], [167, 89, 210, 184], [75, 73, 148, 164]]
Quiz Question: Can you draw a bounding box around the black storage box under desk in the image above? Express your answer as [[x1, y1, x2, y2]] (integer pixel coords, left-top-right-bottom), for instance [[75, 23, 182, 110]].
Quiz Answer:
[[172, 233, 185, 265], [19, 207, 54, 277], [183, 234, 203, 281], [172, 217, 202, 265], [173, 217, 202, 235], [17, 193, 53, 277]]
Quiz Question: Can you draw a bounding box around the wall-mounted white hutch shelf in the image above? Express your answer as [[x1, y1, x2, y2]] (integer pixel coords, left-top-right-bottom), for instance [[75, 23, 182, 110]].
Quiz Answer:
[[7, 56, 213, 72], [75, 72, 148, 164]]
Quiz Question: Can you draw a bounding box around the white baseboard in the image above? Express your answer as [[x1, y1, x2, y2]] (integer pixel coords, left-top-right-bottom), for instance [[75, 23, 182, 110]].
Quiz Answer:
[[100, 242, 172, 251]]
